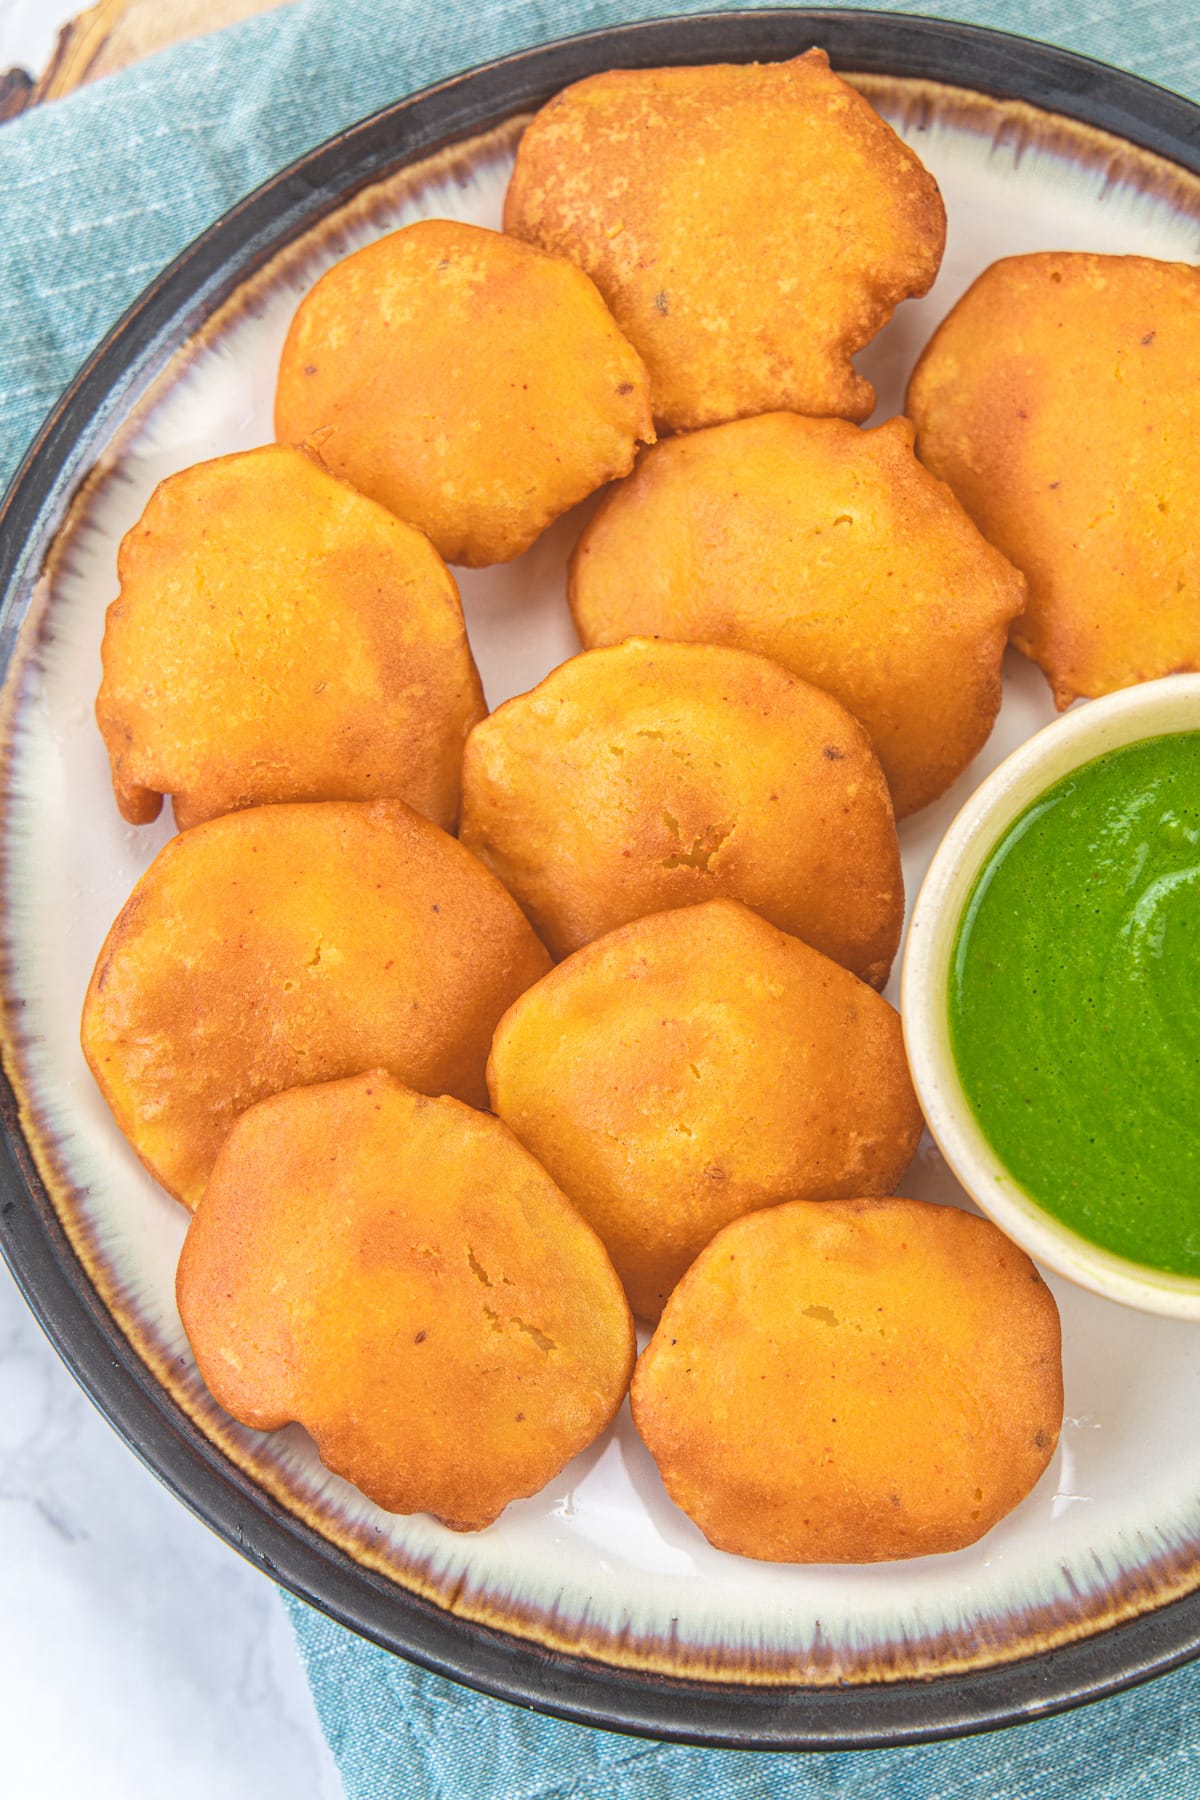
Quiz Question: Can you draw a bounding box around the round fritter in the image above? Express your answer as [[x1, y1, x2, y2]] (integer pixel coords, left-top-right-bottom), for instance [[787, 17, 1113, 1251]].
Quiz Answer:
[[274, 218, 654, 567], [460, 638, 902, 980], [488, 901, 923, 1321], [569, 413, 1026, 818], [95, 444, 485, 832], [81, 800, 551, 1209], [631, 1197, 1063, 1562], [503, 50, 945, 432], [907, 252, 1200, 708], [177, 1073, 635, 1531]]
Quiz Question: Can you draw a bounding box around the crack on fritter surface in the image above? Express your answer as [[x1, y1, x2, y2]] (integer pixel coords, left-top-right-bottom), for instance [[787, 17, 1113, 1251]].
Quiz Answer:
[[661, 817, 733, 871]]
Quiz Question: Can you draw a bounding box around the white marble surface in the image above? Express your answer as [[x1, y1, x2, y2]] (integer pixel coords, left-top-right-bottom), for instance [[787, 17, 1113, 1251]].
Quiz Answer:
[[0, 0, 78, 76], [0, 1253, 343, 1799]]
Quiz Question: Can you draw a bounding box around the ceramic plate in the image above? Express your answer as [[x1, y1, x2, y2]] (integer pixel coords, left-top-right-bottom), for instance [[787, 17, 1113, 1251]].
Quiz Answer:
[[2, 9, 1199, 1750]]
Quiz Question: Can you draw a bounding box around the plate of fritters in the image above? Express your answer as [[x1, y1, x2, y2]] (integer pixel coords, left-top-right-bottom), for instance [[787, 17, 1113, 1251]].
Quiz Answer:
[[1, 9, 1199, 1749]]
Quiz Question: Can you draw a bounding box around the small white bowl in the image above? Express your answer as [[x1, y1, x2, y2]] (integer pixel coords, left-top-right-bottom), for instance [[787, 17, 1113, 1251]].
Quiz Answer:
[[902, 675, 1200, 1321]]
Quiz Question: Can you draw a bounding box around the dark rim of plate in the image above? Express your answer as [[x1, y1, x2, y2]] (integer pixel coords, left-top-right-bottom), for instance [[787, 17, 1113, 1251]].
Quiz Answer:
[[1, 7, 1199, 1752]]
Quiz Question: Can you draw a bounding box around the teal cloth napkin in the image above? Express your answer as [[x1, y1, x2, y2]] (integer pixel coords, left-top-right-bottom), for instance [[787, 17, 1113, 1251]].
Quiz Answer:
[[3, 0, 1200, 1793], [284, 1588, 1200, 1797]]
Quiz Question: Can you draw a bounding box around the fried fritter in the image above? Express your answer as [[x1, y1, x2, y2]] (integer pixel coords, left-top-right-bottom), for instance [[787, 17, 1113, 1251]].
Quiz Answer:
[[631, 1197, 1063, 1561], [81, 800, 550, 1208], [177, 1072, 635, 1530], [488, 902, 923, 1321], [503, 50, 945, 431], [96, 444, 484, 832], [569, 413, 1026, 817], [907, 252, 1200, 708], [274, 218, 653, 566], [459, 637, 902, 981]]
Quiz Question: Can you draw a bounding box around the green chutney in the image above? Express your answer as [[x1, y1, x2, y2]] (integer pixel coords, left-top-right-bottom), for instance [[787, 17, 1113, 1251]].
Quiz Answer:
[[949, 731, 1200, 1277]]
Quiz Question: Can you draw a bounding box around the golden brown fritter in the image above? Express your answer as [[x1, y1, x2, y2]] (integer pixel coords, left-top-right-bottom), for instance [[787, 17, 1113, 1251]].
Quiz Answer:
[[488, 902, 924, 1321], [81, 800, 550, 1208], [503, 50, 945, 431], [569, 413, 1026, 817], [459, 637, 903, 980], [96, 444, 485, 832], [274, 218, 653, 566], [177, 1072, 635, 1531], [907, 252, 1200, 707], [631, 1197, 1063, 1561]]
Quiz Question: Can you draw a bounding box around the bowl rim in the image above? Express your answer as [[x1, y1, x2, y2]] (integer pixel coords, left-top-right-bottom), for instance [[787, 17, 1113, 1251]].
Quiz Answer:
[[5, 4, 1200, 1751], [902, 676, 1200, 1321]]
